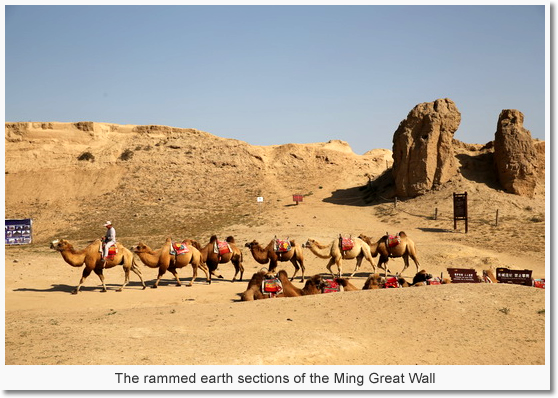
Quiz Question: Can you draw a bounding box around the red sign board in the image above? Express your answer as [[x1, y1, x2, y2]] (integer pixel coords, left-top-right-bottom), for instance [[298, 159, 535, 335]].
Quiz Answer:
[[293, 194, 303, 204]]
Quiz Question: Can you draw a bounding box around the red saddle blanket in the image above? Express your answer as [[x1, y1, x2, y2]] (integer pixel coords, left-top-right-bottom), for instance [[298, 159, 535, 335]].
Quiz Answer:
[[215, 240, 232, 255], [274, 239, 292, 253], [321, 279, 341, 293], [340, 237, 354, 251], [384, 276, 400, 288], [262, 277, 283, 297], [426, 277, 442, 285], [172, 242, 190, 255], [103, 244, 117, 260], [533, 279, 545, 289], [387, 234, 401, 248]]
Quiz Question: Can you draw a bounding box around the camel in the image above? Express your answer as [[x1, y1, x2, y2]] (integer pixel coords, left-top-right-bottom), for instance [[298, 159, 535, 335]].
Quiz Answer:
[[324, 277, 360, 292], [303, 237, 379, 278], [359, 232, 420, 276], [131, 237, 209, 288], [411, 270, 451, 286], [244, 238, 305, 281], [50, 238, 146, 294], [362, 273, 386, 290], [188, 235, 244, 283], [240, 270, 321, 301]]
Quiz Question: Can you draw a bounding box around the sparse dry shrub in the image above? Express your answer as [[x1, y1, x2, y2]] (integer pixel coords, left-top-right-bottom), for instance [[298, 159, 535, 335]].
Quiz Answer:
[[119, 149, 134, 161], [77, 151, 95, 162]]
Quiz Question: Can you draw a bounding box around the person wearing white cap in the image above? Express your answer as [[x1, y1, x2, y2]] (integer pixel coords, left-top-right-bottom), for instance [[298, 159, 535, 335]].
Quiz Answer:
[[102, 221, 116, 264]]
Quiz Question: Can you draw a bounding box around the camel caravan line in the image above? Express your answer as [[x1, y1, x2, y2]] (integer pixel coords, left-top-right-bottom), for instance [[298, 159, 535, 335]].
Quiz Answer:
[[50, 232, 426, 294]]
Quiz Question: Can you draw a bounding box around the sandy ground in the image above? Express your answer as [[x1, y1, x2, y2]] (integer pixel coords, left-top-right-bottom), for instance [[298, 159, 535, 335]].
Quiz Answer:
[[4, 197, 546, 366]]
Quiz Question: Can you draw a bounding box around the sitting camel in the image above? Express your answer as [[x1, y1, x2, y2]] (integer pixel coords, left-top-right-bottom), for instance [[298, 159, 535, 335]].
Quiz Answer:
[[334, 278, 360, 292], [132, 237, 209, 288], [240, 270, 321, 301], [245, 238, 305, 282], [188, 235, 244, 283], [304, 237, 379, 278], [362, 273, 386, 290], [359, 232, 420, 276], [50, 238, 146, 294], [410, 270, 451, 286]]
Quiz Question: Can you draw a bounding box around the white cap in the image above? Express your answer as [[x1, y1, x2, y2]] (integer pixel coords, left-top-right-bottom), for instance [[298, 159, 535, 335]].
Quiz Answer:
[[104, 221, 112, 227]]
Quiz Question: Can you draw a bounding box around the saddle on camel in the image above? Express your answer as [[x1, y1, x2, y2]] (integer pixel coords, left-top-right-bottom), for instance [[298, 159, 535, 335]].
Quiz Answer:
[[273, 236, 292, 253], [213, 237, 232, 256], [261, 272, 284, 298], [339, 234, 354, 252]]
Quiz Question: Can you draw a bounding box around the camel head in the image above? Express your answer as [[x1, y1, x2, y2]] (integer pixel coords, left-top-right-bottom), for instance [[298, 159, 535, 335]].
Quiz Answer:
[[362, 273, 385, 290], [132, 242, 151, 254], [244, 240, 259, 249], [303, 238, 316, 249], [358, 234, 371, 244], [50, 239, 70, 252], [412, 270, 432, 285]]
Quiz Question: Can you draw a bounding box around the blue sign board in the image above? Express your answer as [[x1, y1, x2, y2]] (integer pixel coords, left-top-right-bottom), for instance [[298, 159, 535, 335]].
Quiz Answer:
[[5, 219, 33, 245]]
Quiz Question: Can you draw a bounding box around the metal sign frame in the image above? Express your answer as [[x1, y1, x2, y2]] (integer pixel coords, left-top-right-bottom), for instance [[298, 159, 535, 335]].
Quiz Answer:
[[5, 219, 33, 245]]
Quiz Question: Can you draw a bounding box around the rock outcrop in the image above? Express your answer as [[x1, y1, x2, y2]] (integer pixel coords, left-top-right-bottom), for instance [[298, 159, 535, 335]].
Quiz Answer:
[[392, 98, 461, 197], [493, 109, 538, 197]]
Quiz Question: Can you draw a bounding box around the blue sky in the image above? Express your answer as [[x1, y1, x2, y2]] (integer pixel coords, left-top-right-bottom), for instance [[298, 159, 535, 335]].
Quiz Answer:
[[5, 5, 546, 154]]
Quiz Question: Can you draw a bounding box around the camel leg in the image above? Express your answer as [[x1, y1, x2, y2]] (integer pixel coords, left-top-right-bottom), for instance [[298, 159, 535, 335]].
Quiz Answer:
[[364, 250, 378, 274], [400, 254, 411, 275], [289, 258, 300, 282], [377, 256, 390, 276], [198, 262, 211, 284], [350, 254, 364, 278], [298, 258, 305, 282], [116, 267, 131, 292], [130, 259, 146, 290], [152, 267, 167, 288], [187, 264, 198, 287], [93, 268, 108, 293], [325, 257, 337, 278], [231, 258, 244, 282], [410, 253, 420, 273], [73, 267, 93, 294], [269, 259, 278, 273], [168, 267, 182, 286]]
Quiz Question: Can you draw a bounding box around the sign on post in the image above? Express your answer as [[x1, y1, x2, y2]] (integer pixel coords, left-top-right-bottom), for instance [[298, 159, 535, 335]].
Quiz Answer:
[[447, 268, 481, 283], [496, 268, 533, 285], [453, 192, 468, 233], [293, 194, 303, 205], [5, 219, 33, 245]]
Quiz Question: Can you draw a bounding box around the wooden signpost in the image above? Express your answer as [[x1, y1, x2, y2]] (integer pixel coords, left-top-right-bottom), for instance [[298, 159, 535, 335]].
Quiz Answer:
[[496, 268, 533, 286], [453, 192, 468, 233], [447, 268, 481, 283]]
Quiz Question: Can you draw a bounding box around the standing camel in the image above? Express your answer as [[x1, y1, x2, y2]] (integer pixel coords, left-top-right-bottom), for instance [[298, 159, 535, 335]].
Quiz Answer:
[[188, 235, 244, 283], [50, 239, 146, 294], [132, 237, 209, 288], [304, 237, 380, 278], [359, 232, 420, 276], [244, 238, 305, 282]]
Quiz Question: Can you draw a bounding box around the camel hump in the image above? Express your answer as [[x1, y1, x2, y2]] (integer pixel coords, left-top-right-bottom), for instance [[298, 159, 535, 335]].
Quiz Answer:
[[209, 235, 218, 243], [398, 231, 407, 238], [226, 236, 235, 243]]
